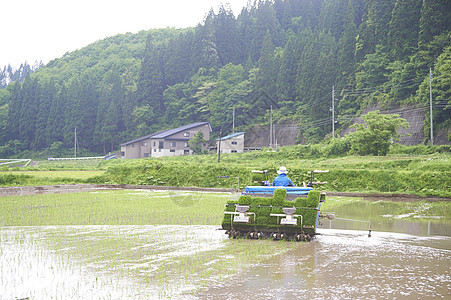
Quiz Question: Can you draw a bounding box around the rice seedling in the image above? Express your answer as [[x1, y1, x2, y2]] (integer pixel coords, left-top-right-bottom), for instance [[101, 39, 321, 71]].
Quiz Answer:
[[1, 190, 303, 298], [3, 189, 448, 298]]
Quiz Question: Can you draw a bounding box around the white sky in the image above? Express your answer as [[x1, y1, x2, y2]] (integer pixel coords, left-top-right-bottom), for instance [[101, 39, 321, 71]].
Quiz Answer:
[[1, 0, 249, 69]]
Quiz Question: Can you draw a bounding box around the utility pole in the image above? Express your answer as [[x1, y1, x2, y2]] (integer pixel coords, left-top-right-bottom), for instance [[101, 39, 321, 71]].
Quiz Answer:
[[429, 68, 434, 146], [218, 129, 222, 163], [232, 107, 235, 134], [274, 124, 277, 150], [332, 86, 335, 138]]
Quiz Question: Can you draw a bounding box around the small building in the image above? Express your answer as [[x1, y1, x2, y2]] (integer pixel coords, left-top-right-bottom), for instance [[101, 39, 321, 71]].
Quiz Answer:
[[216, 132, 245, 154], [120, 122, 211, 159]]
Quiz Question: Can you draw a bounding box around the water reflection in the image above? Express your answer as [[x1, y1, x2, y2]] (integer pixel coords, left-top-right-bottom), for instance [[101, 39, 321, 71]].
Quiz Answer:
[[319, 218, 451, 237], [196, 229, 451, 299], [319, 197, 451, 237], [2, 225, 450, 299]]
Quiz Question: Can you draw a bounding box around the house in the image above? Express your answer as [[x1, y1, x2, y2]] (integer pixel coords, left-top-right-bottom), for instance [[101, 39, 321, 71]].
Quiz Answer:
[[120, 122, 211, 159], [216, 132, 245, 153]]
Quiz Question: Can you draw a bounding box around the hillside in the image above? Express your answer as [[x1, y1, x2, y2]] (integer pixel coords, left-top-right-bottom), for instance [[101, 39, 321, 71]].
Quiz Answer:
[[0, 0, 450, 158]]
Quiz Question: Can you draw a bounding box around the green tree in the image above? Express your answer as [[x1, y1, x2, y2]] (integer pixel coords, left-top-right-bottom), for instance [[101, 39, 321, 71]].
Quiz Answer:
[[94, 70, 126, 153], [387, 0, 422, 61], [348, 110, 409, 156], [336, 0, 359, 88], [35, 79, 56, 149], [249, 1, 283, 62], [355, 0, 396, 61], [255, 30, 276, 108], [214, 4, 241, 65], [188, 131, 206, 154], [136, 34, 165, 118], [46, 82, 66, 146], [418, 0, 451, 46], [276, 32, 298, 110], [207, 63, 251, 131], [191, 11, 221, 73], [5, 82, 22, 143]]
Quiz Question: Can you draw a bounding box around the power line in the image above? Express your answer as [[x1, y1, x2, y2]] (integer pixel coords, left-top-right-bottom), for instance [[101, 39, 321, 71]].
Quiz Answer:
[[340, 77, 423, 94]]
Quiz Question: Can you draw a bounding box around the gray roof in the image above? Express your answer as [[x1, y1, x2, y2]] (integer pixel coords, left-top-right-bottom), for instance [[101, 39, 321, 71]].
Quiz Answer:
[[120, 122, 210, 146], [152, 122, 210, 139]]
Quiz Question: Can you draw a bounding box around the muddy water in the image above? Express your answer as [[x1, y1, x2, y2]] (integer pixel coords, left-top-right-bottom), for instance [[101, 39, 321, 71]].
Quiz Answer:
[[196, 229, 450, 299], [2, 226, 450, 299]]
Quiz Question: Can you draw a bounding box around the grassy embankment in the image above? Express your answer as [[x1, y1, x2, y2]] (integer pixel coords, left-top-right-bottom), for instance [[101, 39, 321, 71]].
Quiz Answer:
[[0, 146, 450, 198]]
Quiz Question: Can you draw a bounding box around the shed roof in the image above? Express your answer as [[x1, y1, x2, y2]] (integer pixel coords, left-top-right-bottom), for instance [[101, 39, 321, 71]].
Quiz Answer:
[[216, 132, 245, 141]]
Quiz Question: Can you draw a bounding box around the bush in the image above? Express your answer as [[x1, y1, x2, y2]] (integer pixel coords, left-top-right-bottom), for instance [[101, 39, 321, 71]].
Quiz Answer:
[[389, 143, 451, 155]]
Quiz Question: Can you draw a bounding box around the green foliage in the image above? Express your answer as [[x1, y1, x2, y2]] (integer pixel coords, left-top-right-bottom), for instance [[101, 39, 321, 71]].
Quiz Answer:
[[188, 131, 206, 154], [0, 174, 33, 185], [348, 111, 410, 156], [2, 0, 450, 155], [0, 148, 449, 197], [389, 144, 451, 155]]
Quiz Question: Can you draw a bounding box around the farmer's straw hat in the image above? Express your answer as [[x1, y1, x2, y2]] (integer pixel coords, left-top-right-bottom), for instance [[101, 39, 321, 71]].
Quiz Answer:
[[277, 166, 288, 174]]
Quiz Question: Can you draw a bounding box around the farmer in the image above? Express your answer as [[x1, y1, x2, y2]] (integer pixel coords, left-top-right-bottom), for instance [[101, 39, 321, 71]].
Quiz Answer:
[[272, 166, 295, 187]]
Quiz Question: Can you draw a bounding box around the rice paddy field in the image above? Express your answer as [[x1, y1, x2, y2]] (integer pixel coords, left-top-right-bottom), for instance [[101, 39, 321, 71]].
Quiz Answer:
[[1, 189, 450, 299]]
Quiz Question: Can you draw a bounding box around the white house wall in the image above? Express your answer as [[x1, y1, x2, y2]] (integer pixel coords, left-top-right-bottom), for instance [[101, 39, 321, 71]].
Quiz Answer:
[[217, 134, 245, 153]]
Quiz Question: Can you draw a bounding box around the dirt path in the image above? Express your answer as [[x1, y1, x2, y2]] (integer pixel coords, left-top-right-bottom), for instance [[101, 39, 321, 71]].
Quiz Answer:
[[0, 184, 236, 197], [0, 184, 449, 201]]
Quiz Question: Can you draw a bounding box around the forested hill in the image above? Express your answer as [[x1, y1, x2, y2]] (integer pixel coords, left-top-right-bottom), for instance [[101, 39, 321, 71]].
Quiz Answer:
[[0, 0, 450, 158]]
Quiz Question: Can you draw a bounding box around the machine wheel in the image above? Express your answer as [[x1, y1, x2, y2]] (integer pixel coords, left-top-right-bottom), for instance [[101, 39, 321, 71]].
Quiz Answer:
[[248, 231, 260, 239], [272, 232, 285, 240], [228, 230, 240, 239], [295, 233, 306, 242]]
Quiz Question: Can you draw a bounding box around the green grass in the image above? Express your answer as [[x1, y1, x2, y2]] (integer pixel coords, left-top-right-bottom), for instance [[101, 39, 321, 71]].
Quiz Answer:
[[1, 151, 449, 197]]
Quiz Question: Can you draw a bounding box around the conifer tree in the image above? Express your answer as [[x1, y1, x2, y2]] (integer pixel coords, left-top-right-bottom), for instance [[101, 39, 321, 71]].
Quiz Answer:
[[5, 82, 22, 142], [191, 11, 221, 73], [276, 33, 298, 109], [250, 1, 283, 62], [355, 0, 396, 61], [35, 79, 56, 149], [419, 0, 451, 46], [19, 76, 39, 148], [46, 82, 66, 146], [387, 0, 422, 61], [255, 30, 276, 115], [337, 0, 359, 88], [136, 34, 165, 120], [214, 4, 241, 66]]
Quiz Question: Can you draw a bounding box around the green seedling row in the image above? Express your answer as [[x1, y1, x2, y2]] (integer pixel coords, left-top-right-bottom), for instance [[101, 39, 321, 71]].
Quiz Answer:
[[222, 189, 321, 234]]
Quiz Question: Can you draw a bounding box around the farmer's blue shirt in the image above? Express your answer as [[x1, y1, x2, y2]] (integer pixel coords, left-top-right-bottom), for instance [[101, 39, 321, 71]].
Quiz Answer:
[[272, 173, 295, 187]]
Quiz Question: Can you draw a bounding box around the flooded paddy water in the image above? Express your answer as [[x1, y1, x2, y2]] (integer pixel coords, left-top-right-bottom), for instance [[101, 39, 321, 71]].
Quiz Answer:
[[1, 190, 450, 299]]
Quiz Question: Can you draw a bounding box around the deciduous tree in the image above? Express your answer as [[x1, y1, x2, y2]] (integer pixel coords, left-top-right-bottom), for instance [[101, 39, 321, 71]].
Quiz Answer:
[[348, 110, 409, 156]]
